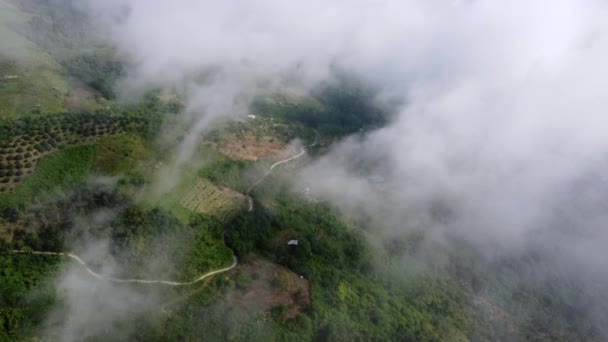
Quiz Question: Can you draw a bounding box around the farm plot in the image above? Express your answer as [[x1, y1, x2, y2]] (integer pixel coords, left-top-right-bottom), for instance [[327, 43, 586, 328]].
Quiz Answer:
[[0, 113, 144, 192], [179, 178, 248, 222]]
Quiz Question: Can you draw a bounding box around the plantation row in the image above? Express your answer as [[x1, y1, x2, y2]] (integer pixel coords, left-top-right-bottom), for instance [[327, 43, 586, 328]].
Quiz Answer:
[[0, 112, 149, 192]]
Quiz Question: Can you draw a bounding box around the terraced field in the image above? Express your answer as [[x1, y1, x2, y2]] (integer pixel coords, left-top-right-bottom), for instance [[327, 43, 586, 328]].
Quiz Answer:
[[180, 177, 248, 222]]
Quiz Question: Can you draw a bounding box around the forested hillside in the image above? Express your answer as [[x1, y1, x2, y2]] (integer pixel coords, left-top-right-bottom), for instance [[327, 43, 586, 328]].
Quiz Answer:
[[1, 2, 606, 341]]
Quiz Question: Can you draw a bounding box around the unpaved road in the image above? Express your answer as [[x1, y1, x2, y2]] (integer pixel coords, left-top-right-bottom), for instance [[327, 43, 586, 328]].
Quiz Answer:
[[246, 134, 319, 211], [246, 147, 307, 195], [12, 250, 237, 286]]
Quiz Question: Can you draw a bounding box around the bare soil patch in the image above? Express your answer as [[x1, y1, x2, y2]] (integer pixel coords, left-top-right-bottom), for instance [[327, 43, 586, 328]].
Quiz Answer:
[[227, 256, 311, 321], [215, 133, 286, 161], [64, 87, 98, 111]]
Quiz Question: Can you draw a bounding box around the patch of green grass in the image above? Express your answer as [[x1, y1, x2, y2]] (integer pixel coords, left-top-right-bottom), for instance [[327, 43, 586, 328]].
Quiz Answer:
[[136, 162, 200, 223], [0, 0, 69, 117], [93, 134, 151, 175], [0, 56, 69, 118], [0, 144, 95, 208]]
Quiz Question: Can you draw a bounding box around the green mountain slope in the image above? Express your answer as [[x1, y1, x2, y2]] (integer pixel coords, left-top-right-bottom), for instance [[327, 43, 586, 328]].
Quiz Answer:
[[0, 0, 69, 117]]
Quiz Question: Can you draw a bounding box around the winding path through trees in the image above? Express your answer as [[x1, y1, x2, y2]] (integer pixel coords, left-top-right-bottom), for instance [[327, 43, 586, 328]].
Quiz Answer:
[[8, 133, 319, 286], [12, 250, 237, 286], [246, 133, 319, 211]]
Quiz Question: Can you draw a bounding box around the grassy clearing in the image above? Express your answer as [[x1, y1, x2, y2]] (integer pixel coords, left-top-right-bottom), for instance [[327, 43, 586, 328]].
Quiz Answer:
[[0, 56, 68, 117], [0, 0, 69, 117], [0, 144, 95, 209], [93, 134, 151, 175]]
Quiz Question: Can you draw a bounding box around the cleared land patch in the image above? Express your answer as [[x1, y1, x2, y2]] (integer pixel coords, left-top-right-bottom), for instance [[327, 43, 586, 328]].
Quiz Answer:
[[64, 87, 99, 112], [179, 177, 248, 222], [215, 133, 286, 161], [227, 256, 311, 321], [204, 118, 295, 161]]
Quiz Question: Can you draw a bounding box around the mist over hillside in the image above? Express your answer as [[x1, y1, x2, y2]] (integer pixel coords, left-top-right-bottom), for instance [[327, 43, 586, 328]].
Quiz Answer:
[[1, 0, 608, 341], [91, 0, 608, 329]]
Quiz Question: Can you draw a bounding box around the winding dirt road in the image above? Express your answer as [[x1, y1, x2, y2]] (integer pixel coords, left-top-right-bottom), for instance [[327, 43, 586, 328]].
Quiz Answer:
[[12, 250, 237, 286], [246, 134, 319, 211], [8, 134, 318, 285]]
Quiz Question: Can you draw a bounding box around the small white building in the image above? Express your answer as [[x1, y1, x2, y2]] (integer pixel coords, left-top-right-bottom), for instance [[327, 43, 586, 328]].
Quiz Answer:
[[287, 240, 299, 246], [247, 114, 256, 120]]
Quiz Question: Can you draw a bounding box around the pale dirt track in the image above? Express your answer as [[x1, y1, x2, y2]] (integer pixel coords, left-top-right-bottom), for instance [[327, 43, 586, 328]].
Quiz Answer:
[[8, 134, 318, 285], [12, 250, 237, 286], [246, 133, 319, 211]]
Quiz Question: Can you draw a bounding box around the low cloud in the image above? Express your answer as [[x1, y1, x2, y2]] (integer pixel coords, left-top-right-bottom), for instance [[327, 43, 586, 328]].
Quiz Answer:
[[22, 0, 608, 338], [40, 238, 162, 341]]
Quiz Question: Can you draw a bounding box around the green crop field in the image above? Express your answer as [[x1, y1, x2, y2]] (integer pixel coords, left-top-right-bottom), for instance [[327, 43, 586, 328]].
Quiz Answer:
[[0, 144, 95, 209], [179, 177, 247, 222], [92, 134, 152, 175], [0, 113, 129, 192]]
